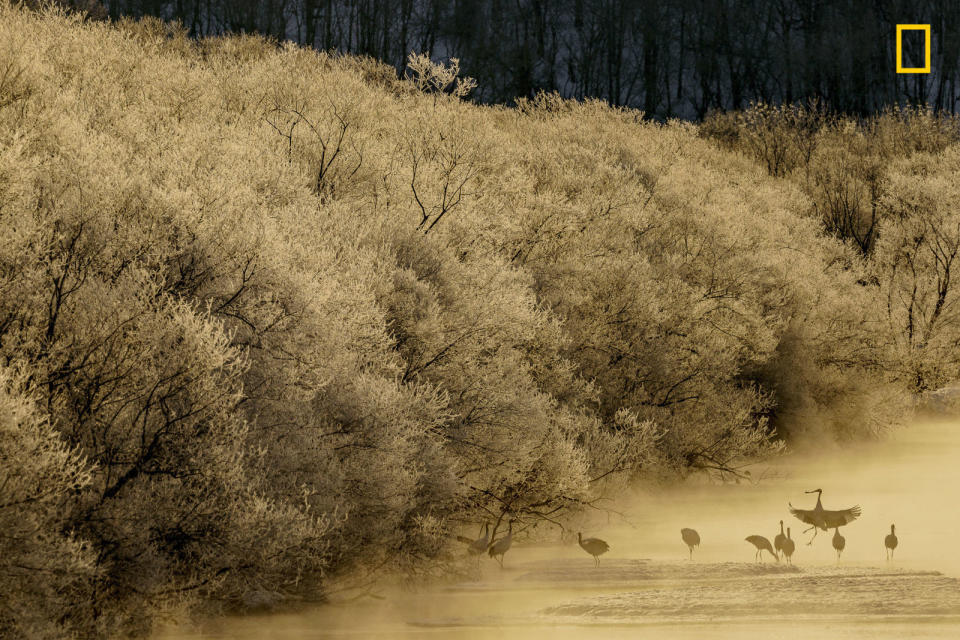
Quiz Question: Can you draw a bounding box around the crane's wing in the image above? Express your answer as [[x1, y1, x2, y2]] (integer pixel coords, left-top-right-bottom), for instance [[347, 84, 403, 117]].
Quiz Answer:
[[822, 506, 861, 528], [456, 535, 473, 545], [681, 529, 701, 545], [589, 539, 610, 553], [469, 538, 488, 553], [788, 504, 820, 526]]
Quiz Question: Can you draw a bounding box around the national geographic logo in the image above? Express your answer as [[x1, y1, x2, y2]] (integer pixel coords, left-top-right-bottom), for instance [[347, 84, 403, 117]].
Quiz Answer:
[[897, 24, 931, 73]]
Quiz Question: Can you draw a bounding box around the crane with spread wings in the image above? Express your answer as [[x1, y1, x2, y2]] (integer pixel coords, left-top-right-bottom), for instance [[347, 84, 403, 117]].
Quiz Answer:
[[789, 489, 861, 545]]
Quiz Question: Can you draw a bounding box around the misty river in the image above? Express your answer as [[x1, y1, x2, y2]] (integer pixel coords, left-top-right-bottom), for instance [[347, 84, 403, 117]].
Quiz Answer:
[[156, 416, 960, 639]]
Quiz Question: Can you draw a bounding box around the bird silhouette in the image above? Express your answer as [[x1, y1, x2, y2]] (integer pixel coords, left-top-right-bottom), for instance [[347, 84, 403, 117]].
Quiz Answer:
[[781, 527, 796, 565], [832, 527, 846, 562], [578, 532, 609, 567], [885, 524, 898, 561], [774, 520, 787, 559], [681, 528, 700, 560], [789, 489, 861, 545], [456, 522, 490, 557], [745, 535, 779, 563], [488, 520, 514, 567]]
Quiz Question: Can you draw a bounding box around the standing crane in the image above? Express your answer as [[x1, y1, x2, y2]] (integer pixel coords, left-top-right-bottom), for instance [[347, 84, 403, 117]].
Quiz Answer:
[[578, 532, 610, 567], [745, 535, 779, 563], [885, 524, 898, 561], [832, 527, 846, 562], [781, 527, 796, 565], [456, 522, 490, 557], [789, 489, 861, 544], [488, 520, 514, 568], [681, 528, 700, 560], [774, 520, 787, 559]]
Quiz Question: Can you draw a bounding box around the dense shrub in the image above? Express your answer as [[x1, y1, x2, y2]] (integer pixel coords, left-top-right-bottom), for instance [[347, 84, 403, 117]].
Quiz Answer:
[[701, 101, 960, 394], [0, 367, 95, 638]]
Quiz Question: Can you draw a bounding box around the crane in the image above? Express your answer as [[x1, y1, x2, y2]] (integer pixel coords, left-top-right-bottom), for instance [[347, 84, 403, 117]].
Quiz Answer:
[[832, 527, 845, 562], [681, 528, 700, 560], [781, 527, 796, 565], [745, 535, 778, 563], [488, 520, 514, 567], [789, 489, 861, 544], [885, 524, 898, 561], [774, 520, 786, 559], [456, 522, 490, 557], [578, 532, 610, 567]]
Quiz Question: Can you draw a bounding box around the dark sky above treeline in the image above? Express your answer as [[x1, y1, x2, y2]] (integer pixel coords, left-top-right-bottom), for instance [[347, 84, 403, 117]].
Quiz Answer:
[[98, 0, 960, 119]]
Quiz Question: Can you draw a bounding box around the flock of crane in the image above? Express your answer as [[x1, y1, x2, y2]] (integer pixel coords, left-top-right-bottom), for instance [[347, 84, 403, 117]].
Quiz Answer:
[[457, 489, 900, 567]]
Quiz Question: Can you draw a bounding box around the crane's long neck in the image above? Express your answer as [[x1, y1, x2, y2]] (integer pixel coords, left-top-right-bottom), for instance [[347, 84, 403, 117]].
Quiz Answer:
[[780, 521, 784, 534]]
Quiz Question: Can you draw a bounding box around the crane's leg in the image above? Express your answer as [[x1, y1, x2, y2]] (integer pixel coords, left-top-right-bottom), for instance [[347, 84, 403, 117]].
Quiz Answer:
[[806, 527, 819, 546]]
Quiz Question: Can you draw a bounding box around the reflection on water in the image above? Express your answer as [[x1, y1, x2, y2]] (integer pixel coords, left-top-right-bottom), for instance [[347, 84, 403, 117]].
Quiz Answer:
[[155, 417, 960, 639]]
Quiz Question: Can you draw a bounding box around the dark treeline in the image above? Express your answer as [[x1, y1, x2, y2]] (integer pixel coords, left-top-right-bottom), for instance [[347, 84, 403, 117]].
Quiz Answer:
[[92, 0, 960, 118]]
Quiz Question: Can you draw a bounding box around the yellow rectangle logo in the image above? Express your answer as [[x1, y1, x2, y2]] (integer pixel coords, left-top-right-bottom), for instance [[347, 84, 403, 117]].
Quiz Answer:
[[897, 24, 931, 73]]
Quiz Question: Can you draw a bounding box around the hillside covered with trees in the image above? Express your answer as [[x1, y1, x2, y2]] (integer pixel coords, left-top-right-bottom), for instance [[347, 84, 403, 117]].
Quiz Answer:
[[2, 5, 959, 638]]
